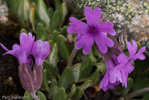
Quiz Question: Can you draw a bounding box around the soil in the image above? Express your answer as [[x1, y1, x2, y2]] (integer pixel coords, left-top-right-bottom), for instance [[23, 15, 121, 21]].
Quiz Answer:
[[0, 13, 25, 99]]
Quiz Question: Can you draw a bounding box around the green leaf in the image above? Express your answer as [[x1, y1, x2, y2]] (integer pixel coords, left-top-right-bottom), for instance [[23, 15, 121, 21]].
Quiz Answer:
[[49, 40, 53, 48], [122, 78, 134, 96], [54, 88, 67, 100], [20, 28, 28, 33], [92, 44, 101, 60], [49, 86, 59, 99], [72, 63, 81, 83], [37, 0, 50, 27], [37, 91, 46, 100], [41, 69, 49, 91], [72, 87, 84, 100], [95, 63, 106, 76], [48, 8, 54, 21], [80, 57, 93, 78], [61, 3, 68, 22], [79, 68, 100, 83], [17, 0, 30, 27], [54, 0, 61, 11], [142, 95, 149, 100], [88, 49, 96, 63], [132, 59, 149, 77], [60, 26, 67, 37], [133, 77, 149, 92], [48, 43, 59, 67], [50, 10, 61, 31], [43, 61, 58, 80], [88, 68, 100, 83], [32, 2, 38, 20], [59, 67, 74, 89], [80, 80, 93, 90], [29, 4, 35, 32], [36, 23, 48, 41], [6, 0, 19, 14], [67, 84, 77, 99], [24, 91, 32, 100], [52, 30, 60, 43], [57, 35, 70, 60], [50, 79, 58, 88], [136, 41, 141, 50]]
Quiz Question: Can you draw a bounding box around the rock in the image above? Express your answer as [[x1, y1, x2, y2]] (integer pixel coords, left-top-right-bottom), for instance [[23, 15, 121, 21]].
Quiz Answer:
[[0, 0, 8, 24]]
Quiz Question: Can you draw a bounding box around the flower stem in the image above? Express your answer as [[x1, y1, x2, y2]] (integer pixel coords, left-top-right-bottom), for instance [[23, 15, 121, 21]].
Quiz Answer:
[[31, 93, 39, 100], [67, 48, 77, 67], [126, 88, 149, 100]]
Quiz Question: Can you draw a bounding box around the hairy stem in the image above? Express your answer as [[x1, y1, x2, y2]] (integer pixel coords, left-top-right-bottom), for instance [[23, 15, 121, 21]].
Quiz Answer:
[[67, 48, 77, 66], [31, 93, 39, 100], [126, 88, 149, 100]]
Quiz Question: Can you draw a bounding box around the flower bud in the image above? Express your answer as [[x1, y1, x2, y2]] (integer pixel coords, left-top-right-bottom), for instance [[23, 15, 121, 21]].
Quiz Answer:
[[32, 40, 50, 66]]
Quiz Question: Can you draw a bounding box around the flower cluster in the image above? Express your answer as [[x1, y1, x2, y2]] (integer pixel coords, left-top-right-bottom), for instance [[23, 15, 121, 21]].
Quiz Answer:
[[99, 41, 146, 91], [0, 32, 50, 95], [67, 7, 146, 91]]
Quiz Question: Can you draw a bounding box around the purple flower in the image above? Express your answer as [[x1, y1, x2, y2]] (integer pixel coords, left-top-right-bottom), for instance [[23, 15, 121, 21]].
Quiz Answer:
[[27, 56, 33, 68], [0, 32, 50, 97], [99, 40, 146, 91], [114, 40, 146, 87], [99, 55, 120, 91], [0, 32, 35, 64], [118, 40, 146, 63], [67, 7, 116, 54], [32, 40, 50, 66]]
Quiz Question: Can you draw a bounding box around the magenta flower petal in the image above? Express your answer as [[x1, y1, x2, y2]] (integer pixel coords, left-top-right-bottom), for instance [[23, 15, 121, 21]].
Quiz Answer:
[[98, 22, 116, 36], [32, 40, 50, 66], [27, 56, 33, 68], [0, 43, 27, 64], [120, 70, 127, 87], [119, 40, 146, 63], [67, 17, 88, 35], [75, 34, 88, 50], [67, 7, 116, 55], [99, 39, 146, 91], [99, 55, 133, 91], [126, 63, 134, 74], [85, 7, 101, 25], [99, 70, 109, 91], [20, 32, 35, 54], [109, 72, 117, 84], [0, 33, 35, 64], [117, 53, 128, 63], [82, 34, 94, 54], [127, 40, 137, 57], [3, 44, 20, 56], [104, 35, 114, 47], [1, 32, 50, 96], [76, 34, 82, 41], [75, 34, 94, 54], [99, 58, 119, 91], [95, 36, 107, 54], [95, 33, 114, 54], [0, 43, 9, 51], [126, 40, 146, 62], [133, 46, 146, 60]]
